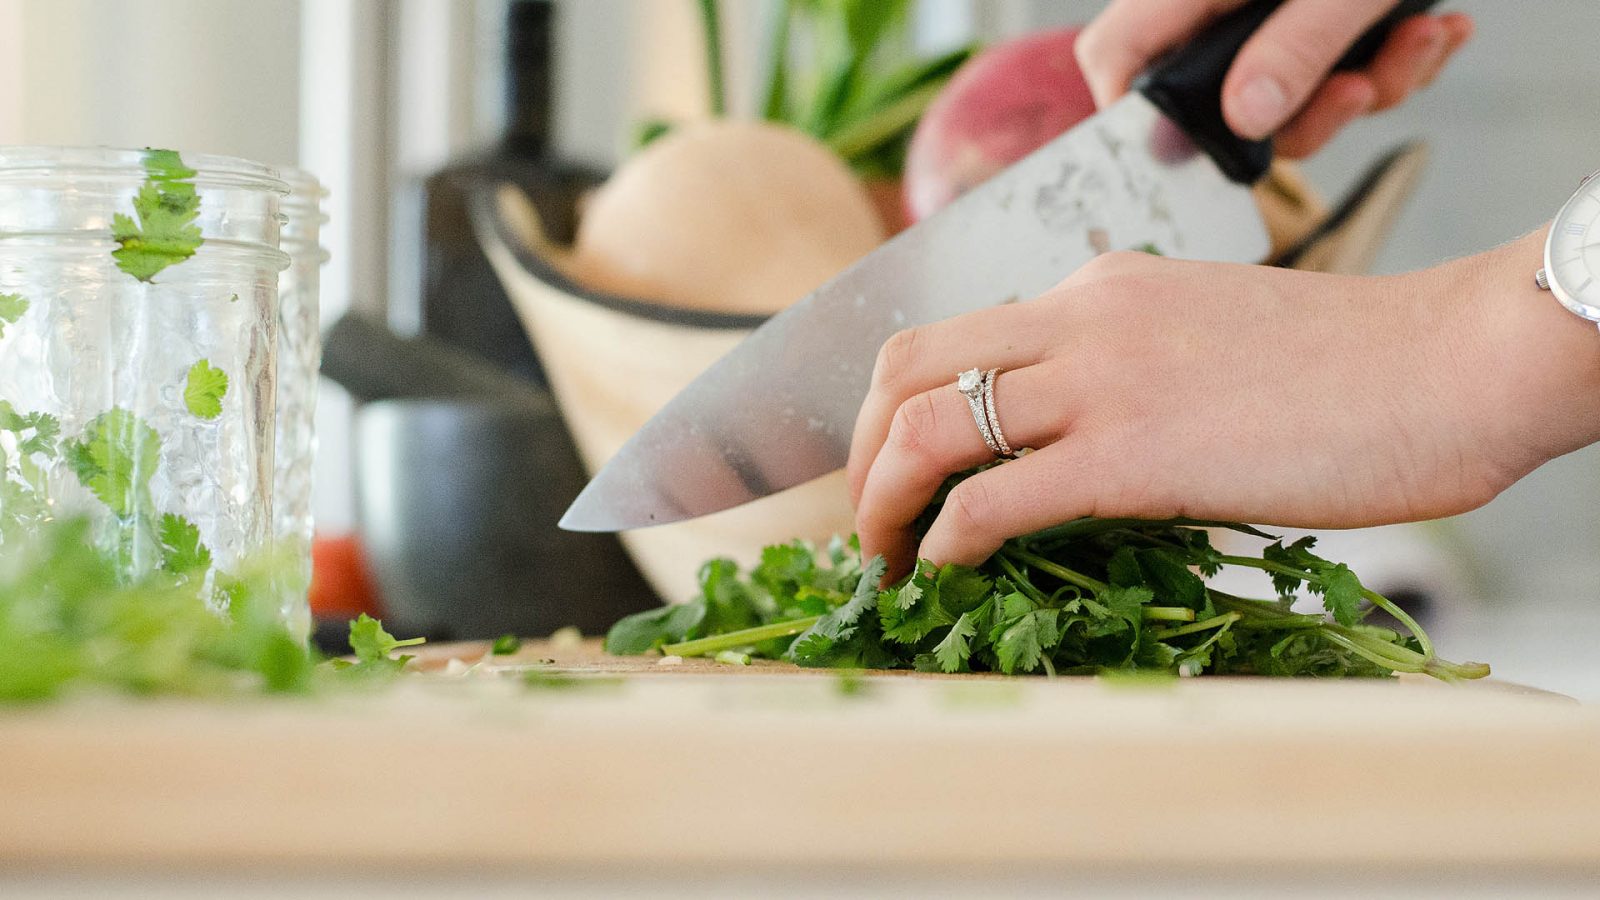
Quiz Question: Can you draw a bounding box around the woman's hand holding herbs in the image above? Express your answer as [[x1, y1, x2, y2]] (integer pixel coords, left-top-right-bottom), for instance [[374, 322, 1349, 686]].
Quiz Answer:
[[849, 229, 1600, 577]]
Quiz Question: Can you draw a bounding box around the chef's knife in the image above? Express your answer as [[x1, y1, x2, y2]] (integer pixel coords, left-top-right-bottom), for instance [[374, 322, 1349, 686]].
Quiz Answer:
[[562, 0, 1440, 532]]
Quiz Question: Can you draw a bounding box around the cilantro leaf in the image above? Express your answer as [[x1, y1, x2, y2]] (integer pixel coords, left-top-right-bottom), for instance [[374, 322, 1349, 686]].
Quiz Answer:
[[340, 613, 425, 674], [605, 601, 706, 654], [0, 401, 58, 457], [491, 634, 523, 655], [879, 563, 953, 644], [932, 611, 978, 673], [0, 292, 27, 339], [158, 513, 211, 575], [1314, 563, 1364, 627], [787, 555, 898, 668], [111, 149, 204, 282], [63, 408, 161, 518], [1263, 537, 1320, 598], [183, 359, 228, 420], [996, 607, 1060, 674]]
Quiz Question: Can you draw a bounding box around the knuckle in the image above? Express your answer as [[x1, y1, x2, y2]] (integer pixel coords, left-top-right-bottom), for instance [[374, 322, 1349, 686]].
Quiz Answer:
[[1265, 25, 1348, 86], [1073, 250, 1149, 284], [887, 392, 943, 461], [944, 479, 998, 538], [872, 326, 923, 391], [1073, 22, 1109, 71]]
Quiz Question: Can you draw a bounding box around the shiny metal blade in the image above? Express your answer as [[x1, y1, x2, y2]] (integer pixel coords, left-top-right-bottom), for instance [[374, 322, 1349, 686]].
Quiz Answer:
[[562, 95, 1270, 532]]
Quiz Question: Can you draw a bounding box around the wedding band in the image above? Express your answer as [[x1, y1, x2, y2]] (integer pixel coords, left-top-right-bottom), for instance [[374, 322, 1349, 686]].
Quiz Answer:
[[955, 367, 1010, 460], [982, 369, 1014, 458]]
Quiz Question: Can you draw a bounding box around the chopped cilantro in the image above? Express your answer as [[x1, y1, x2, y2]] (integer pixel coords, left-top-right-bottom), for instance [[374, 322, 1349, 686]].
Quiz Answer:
[[157, 513, 211, 575], [0, 292, 28, 339], [111, 148, 204, 282], [63, 408, 161, 519], [183, 359, 229, 420], [332, 612, 426, 676], [491, 634, 523, 655]]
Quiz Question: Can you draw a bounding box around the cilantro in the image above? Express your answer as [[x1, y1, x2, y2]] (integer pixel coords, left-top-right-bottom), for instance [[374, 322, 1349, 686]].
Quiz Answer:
[[0, 293, 27, 339], [112, 148, 204, 282], [931, 611, 977, 673], [491, 634, 523, 655], [157, 513, 211, 575], [0, 517, 315, 701], [603, 469, 1489, 683], [334, 612, 426, 675], [786, 555, 898, 668], [0, 401, 58, 459], [63, 408, 161, 518], [605, 601, 706, 655], [183, 359, 229, 420]]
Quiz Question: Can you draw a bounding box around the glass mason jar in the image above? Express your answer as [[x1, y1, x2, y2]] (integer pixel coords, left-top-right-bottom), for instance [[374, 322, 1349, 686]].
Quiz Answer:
[[0, 146, 289, 611], [274, 169, 329, 639]]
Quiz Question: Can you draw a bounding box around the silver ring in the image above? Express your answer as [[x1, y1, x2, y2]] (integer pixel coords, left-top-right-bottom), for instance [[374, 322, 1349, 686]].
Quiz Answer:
[[956, 367, 1009, 459], [982, 369, 1014, 458]]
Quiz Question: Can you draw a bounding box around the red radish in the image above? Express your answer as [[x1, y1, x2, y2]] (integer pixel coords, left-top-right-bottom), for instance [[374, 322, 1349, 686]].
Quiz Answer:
[[904, 27, 1096, 222]]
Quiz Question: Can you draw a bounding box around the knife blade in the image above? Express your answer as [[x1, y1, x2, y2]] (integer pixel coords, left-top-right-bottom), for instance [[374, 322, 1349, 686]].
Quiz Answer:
[[562, 0, 1439, 533]]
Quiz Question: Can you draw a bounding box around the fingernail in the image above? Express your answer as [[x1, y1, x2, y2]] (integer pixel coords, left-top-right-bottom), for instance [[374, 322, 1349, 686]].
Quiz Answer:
[[1234, 76, 1288, 138]]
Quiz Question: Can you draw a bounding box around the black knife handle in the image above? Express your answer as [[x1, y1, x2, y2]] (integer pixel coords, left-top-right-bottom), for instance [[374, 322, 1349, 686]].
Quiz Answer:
[[1135, 0, 1442, 185]]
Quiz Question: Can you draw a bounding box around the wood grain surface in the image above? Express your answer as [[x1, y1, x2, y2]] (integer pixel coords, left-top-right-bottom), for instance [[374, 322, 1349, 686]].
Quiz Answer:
[[2, 640, 1596, 873]]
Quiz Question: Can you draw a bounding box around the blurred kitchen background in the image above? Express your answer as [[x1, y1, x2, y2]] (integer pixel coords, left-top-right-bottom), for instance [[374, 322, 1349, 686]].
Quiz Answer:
[[0, 0, 1596, 695]]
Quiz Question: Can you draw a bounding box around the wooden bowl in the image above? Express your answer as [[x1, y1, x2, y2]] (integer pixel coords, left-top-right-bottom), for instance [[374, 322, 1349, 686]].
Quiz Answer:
[[472, 184, 856, 603]]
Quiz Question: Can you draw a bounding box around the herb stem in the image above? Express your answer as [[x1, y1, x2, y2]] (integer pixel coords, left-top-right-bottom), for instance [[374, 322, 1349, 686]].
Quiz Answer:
[[996, 554, 1047, 604], [1216, 555, 1436, 658], [1152, 612, 1240, 641], [1361, 588, 1434, 658], [662, 616, 820, 658], [1143, 606, 1197, 623], [1004, 550, 1106, 594]]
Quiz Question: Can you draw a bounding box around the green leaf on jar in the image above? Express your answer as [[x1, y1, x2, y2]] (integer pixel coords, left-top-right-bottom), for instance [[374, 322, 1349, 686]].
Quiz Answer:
[[183, 359, 229, 420], [63, 408, 161, 519], [111, 149, 204, 283]]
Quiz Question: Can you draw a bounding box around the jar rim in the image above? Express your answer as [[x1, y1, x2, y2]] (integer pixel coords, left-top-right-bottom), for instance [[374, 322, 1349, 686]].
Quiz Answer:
[[0, 145, 288, 194]]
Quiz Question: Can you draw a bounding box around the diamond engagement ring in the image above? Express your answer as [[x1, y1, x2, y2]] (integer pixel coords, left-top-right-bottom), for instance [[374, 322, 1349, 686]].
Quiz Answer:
[[956, 367, 1013, 460]]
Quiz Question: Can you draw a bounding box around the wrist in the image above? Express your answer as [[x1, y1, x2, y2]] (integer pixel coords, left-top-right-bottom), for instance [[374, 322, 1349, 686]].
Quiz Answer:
[[1456, 226, 1600, 472]]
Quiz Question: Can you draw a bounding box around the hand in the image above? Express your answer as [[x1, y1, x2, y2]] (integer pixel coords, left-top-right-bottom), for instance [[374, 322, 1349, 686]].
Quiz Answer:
[[1075, 0, 1475, 158], [847, 230, 1600, 577]]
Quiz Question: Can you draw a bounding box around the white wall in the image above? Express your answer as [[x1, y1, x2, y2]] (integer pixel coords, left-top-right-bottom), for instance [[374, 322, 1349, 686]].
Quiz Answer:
[[0, 0, 301, 161]]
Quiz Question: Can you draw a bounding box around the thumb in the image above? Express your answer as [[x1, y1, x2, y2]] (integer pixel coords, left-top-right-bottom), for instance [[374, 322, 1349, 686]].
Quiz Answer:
[[1221, 0, 1397, 140]]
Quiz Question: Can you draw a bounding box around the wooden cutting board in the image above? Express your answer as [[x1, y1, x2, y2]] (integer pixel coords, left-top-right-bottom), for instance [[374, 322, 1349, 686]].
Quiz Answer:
[[2, 639, 1598, 873]]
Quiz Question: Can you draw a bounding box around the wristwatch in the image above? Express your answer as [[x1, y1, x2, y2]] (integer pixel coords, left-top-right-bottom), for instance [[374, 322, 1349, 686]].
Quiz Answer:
[[1537, 170, 1600, 330]]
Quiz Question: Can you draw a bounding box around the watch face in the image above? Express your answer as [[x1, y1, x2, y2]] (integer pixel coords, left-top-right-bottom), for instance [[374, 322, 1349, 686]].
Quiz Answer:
[[1546, 172, 1600, 320]]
